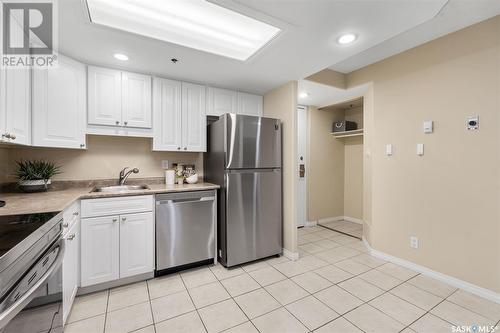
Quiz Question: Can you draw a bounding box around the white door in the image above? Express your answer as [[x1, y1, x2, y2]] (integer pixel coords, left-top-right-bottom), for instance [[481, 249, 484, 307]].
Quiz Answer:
[[122, 71, 152, 128], [182, 82, 206, 152], [62, 220, 80, 324], [119, 212, 154, 278], [237, 92, 263, 116], [152, 78, 182, 151], [207, 87, 237, 116], [0, 67, 31, 145], [81, 216, 120, 287], [88, 66, 122, 126], [32, 56, 86, 149], [297, 106, 308, 228]]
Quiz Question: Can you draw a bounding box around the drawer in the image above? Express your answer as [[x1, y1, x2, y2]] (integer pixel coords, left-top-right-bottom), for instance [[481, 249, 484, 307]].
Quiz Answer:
[[81, 195, 154, 218], [63, 200, 80, 234]]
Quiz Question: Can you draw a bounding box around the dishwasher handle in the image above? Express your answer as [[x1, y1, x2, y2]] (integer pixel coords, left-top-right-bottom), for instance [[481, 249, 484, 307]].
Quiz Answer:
[[156, 196, 215, 205]]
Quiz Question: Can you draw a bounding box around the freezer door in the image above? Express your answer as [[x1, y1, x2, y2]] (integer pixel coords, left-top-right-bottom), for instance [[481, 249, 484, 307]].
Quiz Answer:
[[225, 169, 282, 267], [225, 114, 281, 169]]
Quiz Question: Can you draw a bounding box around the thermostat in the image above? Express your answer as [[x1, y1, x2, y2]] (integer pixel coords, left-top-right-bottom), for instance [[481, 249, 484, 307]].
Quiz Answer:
[[467, 116, 479, 130]]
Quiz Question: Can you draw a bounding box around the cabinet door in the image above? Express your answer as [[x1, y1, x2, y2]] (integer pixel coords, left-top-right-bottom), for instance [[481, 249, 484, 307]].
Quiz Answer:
[[88, 66, 122, 126], [33, 56, 86, 149], [122, 72, 152, 128], [119, 212, 154, 278], [182, 82, 206, 152], [0, 67, 31, 145], [81, 216, 119, 287], [62, 219, 80, 324], [152, 78, 182, 151], [237, 92, 263, 116], [206, 87, 237, 117]]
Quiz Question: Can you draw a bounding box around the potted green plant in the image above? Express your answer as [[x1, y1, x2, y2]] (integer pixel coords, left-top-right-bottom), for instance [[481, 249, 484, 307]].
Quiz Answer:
[[15, 160, 61, 193]]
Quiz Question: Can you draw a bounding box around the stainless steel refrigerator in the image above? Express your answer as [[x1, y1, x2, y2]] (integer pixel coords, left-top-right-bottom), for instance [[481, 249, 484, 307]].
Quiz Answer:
[[205, 114, 282, 267]]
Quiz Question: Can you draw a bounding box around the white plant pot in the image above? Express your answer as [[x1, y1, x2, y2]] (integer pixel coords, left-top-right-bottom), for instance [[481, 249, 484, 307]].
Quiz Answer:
[[19, 179, 52, 193], [186, 174, 198, 184]]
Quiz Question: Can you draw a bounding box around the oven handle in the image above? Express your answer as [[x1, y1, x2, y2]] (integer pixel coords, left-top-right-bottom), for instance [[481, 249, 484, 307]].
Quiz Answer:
[[0, 238, 65, 330]]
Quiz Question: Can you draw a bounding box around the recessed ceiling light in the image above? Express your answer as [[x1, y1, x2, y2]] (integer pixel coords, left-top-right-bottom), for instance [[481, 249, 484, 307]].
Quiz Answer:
[[299, 92, 309, 98], [337, 33, 357, 45], [86, 0, 281, 61], [114, 53, 129, 61]]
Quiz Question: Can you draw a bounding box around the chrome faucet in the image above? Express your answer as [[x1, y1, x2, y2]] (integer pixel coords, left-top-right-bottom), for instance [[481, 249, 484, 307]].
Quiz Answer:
[[119, 167, 139, 185]]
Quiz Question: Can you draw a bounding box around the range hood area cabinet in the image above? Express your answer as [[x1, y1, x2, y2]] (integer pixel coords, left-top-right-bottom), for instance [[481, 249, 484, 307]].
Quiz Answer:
[[87, 66, 152, 131], [206, 87, 263, 117], [153, 78, 206, 152], [32, 55, 87, 149], [0, 67, 31, 145]]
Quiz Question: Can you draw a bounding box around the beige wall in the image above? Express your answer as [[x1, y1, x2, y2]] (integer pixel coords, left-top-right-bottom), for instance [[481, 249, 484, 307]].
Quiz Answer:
[[348, 16, 500, 292], [307, 106, 345, 221], [344, 136, 363, 220], [305, 69, 347, 89], [2, 135, 202, 182], [263, 81, 298, 254]]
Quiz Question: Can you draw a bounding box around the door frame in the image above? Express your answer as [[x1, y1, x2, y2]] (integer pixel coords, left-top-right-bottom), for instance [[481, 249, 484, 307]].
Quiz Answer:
[[296, 105, 308, 228]]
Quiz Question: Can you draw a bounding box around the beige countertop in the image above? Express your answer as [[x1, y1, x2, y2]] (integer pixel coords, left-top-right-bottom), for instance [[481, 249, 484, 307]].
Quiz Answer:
[[0, 182, 219, 216]]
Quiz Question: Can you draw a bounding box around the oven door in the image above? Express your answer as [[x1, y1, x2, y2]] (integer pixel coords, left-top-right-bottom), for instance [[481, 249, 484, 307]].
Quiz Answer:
[[0, 238, 64, 333]]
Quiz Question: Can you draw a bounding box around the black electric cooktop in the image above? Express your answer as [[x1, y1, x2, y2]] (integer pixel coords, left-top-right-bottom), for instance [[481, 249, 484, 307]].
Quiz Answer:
[[0, 212, 60, 258]]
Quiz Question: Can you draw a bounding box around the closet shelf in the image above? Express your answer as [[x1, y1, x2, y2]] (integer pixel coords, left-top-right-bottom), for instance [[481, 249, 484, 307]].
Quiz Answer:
[[330, 129, 364, 138]]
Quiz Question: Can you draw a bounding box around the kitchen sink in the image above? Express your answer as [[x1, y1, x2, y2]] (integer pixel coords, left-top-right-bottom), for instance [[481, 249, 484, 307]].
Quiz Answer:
[[91, 185, 150, 193]]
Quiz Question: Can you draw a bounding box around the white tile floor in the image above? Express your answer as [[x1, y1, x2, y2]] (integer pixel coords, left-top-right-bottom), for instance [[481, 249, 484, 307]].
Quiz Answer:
[[66, 226, 500, 333]]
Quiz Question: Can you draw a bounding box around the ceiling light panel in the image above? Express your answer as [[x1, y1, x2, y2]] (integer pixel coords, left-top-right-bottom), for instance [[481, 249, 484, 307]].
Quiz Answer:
[[86, 0, 281, 61]]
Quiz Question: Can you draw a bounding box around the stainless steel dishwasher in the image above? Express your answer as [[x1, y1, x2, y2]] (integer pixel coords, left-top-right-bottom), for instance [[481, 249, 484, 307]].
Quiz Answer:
[[155, 190, 216, 274]]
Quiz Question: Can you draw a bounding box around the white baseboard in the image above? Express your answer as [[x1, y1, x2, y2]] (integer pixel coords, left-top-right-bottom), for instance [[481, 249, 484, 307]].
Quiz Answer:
[[304, 220, 317, 227], [343, 216, 364, 225], [362, 237, 500, 305], [282, 248, 299, 261], [317, 216, 344, 224]]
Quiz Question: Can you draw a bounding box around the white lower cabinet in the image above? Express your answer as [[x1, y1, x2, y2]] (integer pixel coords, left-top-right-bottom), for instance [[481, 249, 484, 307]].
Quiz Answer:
[[80, 196, 154, 287], [81, 215, 120, 287], [62, 211, 80, 324], [119, 212, 154, 278]]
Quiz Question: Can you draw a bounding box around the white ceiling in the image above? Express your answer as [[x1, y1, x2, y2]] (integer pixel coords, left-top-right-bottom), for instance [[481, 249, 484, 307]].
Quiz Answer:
[[58, 0, 500, 95], [298, 80, 369, 109]]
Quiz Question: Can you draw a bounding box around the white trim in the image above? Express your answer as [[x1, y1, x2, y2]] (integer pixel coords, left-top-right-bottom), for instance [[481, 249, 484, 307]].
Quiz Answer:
[[343, 216, 364, 225], [304, 220, 317, 227], [282, 248, 299, 261], [362, 237, 500, 305], [317, 216, 344, 224]]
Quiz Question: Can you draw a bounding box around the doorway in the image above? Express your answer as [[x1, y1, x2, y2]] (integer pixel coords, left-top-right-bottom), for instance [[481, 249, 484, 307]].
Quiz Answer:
[[296, 105, 308, 228]]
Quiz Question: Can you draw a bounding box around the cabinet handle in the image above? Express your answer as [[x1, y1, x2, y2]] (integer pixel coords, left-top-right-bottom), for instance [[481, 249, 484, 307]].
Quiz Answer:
[[10, 134, 16, 140], [184, 147, 187, 150], [62, 222, 69, 228], [121, 217, 127, 222], [67, 234, 75, 241], [115, 121, 120, 125], [124, 121, 128, 126], [112, 218, 118, 222], [73, 212, 79, 216], [80, 144, 85, 148], [177, 147, 180, 150], [1, 133, 8, 139]]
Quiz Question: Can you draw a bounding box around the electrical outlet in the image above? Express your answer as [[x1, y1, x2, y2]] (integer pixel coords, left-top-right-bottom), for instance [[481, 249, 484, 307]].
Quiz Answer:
[[161, 160, 170, 169], [410, 236, 419, 249]]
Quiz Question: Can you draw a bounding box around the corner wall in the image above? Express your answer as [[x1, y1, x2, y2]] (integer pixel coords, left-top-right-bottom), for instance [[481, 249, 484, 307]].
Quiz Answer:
[[348, 16, 500, 293], [263, 81, 298, 255]]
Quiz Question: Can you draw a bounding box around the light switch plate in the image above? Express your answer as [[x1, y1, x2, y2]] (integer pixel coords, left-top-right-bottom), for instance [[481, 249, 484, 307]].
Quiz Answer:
[[386, 144, 393, 156], [417, 143, 424, 156], [410, 236, 419, 249], [423, 121, 433, 134]]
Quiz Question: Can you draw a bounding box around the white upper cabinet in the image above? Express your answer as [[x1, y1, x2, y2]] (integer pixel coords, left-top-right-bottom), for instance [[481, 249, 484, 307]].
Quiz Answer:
[[121, 71, 152, 128], [237, 92, 263, 116], [182, 82, 206, 152], [0, 67, 31, 145], [33, 55, 87, 149], [88, 66, 122, 126], [207, 87, 237, 117], [88, 66, 152, 131], [152, 78, 182, 151], [153, 79, 206, 152]]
